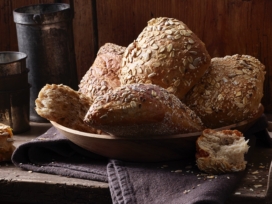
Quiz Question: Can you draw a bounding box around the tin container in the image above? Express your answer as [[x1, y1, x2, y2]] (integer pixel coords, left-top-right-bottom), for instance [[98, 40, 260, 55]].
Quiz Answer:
[[13, 3, 78, 122], [0, 51, 27, 76], [0, 86, 30, 134], [0, 51, 30, 133]]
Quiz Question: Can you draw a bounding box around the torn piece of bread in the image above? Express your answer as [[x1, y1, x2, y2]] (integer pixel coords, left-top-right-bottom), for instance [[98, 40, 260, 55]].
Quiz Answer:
[[35, 84, 101, 134], [196, 129, 249, 174], [0, 123, 15, 162], [84, 83, 205, 137]]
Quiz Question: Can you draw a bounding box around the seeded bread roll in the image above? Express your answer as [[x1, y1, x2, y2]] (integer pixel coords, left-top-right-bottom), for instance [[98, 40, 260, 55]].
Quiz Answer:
[[0, 123, 15, 162], [84, 83, 205, 137], [196, 129, 249, 174], [78, 43, 126, 101], [184, 54, 266, 128], [119, 17, 211, 100], [35, 84, 101, 134]]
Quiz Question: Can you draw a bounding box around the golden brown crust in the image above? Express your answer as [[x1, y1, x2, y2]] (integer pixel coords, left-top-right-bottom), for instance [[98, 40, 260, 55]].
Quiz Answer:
[[78, 43, 126, 101], [120, 17, 211, 100], [196, 129, 249, 174], [0, 123, 15, 162], [184, 54, 266, 128], [35, 84, 101, 133], [84, 83, 204, 137]]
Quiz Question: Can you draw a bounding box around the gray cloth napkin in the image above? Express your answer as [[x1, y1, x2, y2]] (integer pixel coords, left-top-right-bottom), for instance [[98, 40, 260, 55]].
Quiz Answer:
[[12, 115, 269, 204]]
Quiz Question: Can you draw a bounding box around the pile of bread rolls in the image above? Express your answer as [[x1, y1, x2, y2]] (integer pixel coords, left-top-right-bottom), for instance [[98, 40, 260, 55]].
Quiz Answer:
[[35, 17, 266, 174]]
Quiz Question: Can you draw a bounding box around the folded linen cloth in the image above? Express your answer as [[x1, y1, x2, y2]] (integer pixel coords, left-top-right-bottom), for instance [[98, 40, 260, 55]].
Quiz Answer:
[[12, 115, 269, 204]]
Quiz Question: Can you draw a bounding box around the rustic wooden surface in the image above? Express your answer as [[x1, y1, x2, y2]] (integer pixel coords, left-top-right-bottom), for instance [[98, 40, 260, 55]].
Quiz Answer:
[[0, 122, 112, 204], [0, 122, 271, 203], [1, 0, 272, 113]]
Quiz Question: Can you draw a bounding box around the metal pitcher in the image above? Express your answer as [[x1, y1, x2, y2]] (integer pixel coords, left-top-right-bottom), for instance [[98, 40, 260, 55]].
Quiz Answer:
[[13, 3, 78, 122]]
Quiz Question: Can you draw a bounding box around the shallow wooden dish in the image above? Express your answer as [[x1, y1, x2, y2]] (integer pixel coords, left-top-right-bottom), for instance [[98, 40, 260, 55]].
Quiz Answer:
[[51, 104, 264, 162]]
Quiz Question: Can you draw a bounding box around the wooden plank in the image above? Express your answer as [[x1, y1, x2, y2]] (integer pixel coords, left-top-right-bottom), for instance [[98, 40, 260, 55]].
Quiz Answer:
[[95, 0, 272, 113], [0, 0, 14, 51], [72, 0, 97, 82]]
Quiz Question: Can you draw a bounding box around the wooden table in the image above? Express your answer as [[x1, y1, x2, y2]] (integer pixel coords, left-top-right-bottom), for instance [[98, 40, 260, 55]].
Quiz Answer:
[[0, 122, 271, 204]]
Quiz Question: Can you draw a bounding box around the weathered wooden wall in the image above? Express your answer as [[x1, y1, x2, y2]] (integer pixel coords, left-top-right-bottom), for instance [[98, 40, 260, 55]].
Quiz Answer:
[[1, 0, 272, 113]]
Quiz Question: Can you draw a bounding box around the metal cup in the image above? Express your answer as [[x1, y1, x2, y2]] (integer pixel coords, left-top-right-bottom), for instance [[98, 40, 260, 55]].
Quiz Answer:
[[0, 51, 27, 76], [0, 51, 30, 133]]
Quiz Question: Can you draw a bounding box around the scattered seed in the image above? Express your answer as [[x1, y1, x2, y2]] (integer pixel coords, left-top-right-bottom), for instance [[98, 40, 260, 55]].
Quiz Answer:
[[251, 171, 259, 174]]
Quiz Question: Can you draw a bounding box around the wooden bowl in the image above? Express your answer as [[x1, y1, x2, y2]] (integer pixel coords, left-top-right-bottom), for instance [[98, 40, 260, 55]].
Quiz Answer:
[[51, 104, 264, 162]]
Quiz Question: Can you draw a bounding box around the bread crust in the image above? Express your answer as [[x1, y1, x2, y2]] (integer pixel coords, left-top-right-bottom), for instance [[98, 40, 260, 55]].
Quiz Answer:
[[120, 17, 211, 100], [84, 83, 204, 137], [35, 84, 101, 133], [196, 129, 249, 174], [184, 54, 266, 128], [78, 43, 126, 101]]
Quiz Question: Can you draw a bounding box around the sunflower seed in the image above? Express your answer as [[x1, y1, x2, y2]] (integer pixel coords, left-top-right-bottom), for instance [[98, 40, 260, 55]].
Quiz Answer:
[[165, 30, 173, 34], [188, 38, 195, 44], [189, 51, 197, 55], [151, 44, 159, 50], [236, 91, 242, 97], [151, 90, 157, 96], [205, 108, 213, 114], [148, 72, 156, 78], [174, 79, 180, 86], [167, 44, 173, 52], [193, 57, 202, 67], [154, 31, 160, 36], [130, 101, 137, 108], [158, 54, 167, 59], [189, 64, 196, 70], [217, 94, 224, 101], [153, 62, 161, 68], [143, 52, 151, 62], [174, 34, 182, 39], [179, 66, 185, 74], [243, 97, 247, 105], [159, 47, 165, 53]]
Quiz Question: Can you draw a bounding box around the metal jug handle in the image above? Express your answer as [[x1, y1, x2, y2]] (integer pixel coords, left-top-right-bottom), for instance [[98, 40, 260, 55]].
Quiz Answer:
[[33, 14, 42, 24]]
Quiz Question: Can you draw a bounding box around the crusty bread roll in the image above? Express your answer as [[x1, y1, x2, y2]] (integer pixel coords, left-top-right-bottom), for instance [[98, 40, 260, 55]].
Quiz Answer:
[[184, 54, 266, 128], [84, 83, 204, 137], [119, 17, 211, 100], [196, 129, 249, 174], [0, 123, 15, 162], [35, 84, 101, 134], [78, 43, 126, 101]]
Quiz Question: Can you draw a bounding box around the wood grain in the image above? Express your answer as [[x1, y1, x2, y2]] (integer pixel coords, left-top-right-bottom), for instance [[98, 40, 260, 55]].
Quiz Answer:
[[72, 0, 97, 83]]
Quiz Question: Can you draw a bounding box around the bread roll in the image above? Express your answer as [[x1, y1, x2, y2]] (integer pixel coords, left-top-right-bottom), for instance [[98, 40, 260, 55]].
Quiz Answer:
[[196, 129, 249, 174], [78, 43, 126, 101], [120, 17, 211, 100], [84, 83, 204, 137], [0, 123, 15, 162], [35, 84, 101, 134], [184, 54, 266, 128]]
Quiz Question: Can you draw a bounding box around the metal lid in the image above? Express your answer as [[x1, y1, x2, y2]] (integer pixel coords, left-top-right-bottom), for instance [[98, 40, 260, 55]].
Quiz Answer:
[[13, 3, 72, 25]]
